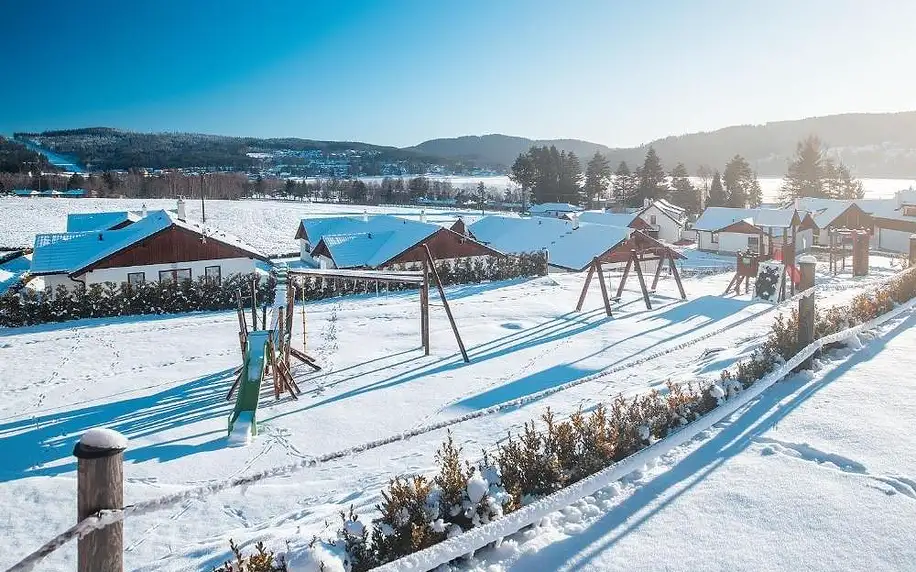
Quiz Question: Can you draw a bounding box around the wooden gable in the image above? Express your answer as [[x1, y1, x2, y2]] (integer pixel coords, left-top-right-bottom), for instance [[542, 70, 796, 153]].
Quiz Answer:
[[82, 224, 265, 273], [798, 213, 819, 232], [718, 220, 764, 235], [382, 227, 503, 267], [829, 203, 873, 230], [628, 217, 652, 231], [598, 231, 686, 264]]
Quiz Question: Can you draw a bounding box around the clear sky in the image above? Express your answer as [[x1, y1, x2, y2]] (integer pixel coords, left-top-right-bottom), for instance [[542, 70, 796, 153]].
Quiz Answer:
[[2, 0, 915, 147]]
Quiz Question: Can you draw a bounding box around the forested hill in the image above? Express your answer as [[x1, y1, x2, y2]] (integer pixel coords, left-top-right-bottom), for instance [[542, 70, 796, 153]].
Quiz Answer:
[[11, 128, 475, 175], [410, 111, 916, 177]]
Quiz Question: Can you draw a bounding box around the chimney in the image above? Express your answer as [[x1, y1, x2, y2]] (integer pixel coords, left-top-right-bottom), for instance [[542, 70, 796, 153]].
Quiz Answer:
[[176, 198, 186, 222], [141, 203, 147, 218], [420, 209, 427, 223], [572, 213, 580, 230], [362, 209, 369, 223], [644, 197, 651, 208]]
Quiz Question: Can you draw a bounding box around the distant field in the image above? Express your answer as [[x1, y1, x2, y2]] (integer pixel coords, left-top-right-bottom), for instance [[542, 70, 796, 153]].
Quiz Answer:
[[0, 197, 486, 253]]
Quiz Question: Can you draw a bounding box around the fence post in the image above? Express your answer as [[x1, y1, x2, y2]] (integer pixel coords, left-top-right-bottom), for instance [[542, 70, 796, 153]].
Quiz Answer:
[[74, 428, 128, 572], [909, 234, 916, 267], [797, 255, 817, 368]]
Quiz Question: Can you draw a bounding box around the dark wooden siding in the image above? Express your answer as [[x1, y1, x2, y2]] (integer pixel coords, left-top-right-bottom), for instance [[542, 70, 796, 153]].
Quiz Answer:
[[383, 228, 502, 266], [599, 231, 686, 264], [87, 225, 260, 271], [830, 204, 873, 230]]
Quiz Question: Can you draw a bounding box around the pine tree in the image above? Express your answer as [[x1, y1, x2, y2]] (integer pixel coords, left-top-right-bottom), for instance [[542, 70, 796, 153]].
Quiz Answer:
[[707, 170, 727, 207], [824, 160, 865, 199], [558, 151, 582, 205], [509, 153, 536, 210], [669, 162, 699, 215], [781, 136, 829, 200], [635, 147, 668, 206], [612, 161, 635, 206], [723, 154, 756, 208], [584, 151, 611, 209]]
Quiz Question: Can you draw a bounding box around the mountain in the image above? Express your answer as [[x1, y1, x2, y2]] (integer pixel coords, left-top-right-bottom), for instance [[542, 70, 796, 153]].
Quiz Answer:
[[410, 112, 916, 178], [11, 128, 478, 176]]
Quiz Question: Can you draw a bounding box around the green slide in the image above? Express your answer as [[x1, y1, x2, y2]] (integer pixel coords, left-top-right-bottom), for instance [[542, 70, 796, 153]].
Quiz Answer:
[[227, 330, 272, 444]]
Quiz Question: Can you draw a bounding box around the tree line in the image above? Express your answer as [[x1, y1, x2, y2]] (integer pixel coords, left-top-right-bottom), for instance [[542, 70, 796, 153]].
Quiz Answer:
[[509, 135, 865, 216]]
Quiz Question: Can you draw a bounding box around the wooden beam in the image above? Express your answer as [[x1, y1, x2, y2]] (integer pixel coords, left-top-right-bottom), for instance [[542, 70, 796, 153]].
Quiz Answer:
[[668, 252, 686, 299], [575, 259, 597, 312], [289, 347, 322, 371], [287, 268, 424, 284], [650, 255, 664, 291], [421, 259, 430, 355], [595, 258, 613, 317], [616, 254, 634, 299], [423, 244, 469, 363], [225, 367, 244, 401], [632, 250, 652, 310]]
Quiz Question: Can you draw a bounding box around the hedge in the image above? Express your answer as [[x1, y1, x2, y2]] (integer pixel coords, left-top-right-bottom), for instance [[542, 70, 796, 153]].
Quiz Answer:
[[0, 253, 548, 328]]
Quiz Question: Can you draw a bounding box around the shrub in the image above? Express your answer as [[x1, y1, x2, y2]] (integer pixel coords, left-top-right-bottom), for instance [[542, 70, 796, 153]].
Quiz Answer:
[[213, 540, 287, 572]]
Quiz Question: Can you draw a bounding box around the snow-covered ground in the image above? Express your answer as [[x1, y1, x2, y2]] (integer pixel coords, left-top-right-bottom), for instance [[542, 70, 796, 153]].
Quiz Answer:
[[0, 253, 901, 571], [463, 307, 916, 572], [0, 197, 489, 253]]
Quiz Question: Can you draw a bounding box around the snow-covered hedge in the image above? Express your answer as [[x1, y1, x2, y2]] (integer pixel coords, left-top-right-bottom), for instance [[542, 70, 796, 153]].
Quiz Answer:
[[261, 266, 916, 570], [0, 253, 548, 328]]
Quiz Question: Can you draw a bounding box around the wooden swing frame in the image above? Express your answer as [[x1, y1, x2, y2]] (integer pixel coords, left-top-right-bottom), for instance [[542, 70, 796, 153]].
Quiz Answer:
[[576, 247, 686, 316]]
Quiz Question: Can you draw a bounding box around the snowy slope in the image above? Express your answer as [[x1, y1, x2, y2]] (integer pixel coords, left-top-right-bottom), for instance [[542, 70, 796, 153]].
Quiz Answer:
[[462, 311, 916, 572], [0, 257, 902, 571]]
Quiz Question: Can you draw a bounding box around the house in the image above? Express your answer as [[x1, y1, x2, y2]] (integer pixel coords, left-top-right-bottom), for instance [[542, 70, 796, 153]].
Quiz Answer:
[[12, 188, 87, 198], [636, 199, 688, 243], [855, 190, 916, 253], [787, 198, 873, 248], [528, 202, 582, 219], [30, 204, 267, 292], [694, 207, 807, 255], [294, 214, 501, 270], [467, 215, 681, 272]]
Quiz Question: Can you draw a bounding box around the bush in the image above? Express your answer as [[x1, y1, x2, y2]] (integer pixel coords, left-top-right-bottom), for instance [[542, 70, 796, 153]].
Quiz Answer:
[[214, 540, 287, 572]]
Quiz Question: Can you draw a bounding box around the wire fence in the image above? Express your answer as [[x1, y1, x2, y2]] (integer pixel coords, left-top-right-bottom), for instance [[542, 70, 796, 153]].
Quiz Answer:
[[5, 267, 908, 572]]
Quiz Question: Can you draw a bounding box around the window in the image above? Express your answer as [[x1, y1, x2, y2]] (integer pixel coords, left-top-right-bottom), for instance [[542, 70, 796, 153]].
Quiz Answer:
[[205, 265, 221, 284], [748, 235, 760, 252], [813, 232, 820, 246], [650, 215, 657, 225], [711, 232, 719, 244], [159, 268, 192, 283], [127, 272, 145, 286]]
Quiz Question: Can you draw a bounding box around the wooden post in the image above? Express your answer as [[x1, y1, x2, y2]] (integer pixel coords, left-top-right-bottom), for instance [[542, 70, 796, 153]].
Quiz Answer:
[[650, 255, 664, 292], [575, 259, 597, 312], [300, 286, 308, 352], [261, 305, 267, 332], [422, 244, 469, 363], [615, 254, 634, 299], [631, 251, 652, 310], [421, 259, 430, 355], [74, 428, 127, 572], [797, 255, 817, 369], [594, 258, 613, 317], [250, 279, 258, 330], [909, 234, 916, 267], [667, 252, 687, 299]]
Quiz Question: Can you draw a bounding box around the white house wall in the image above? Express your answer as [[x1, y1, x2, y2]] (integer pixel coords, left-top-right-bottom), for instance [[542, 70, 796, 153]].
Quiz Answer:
[[77, 257, 258, 286], [794, 229, 814, 253], [697, 231, 763, 255], [638, 205, 683, 243], [875, 227, 912, 253]]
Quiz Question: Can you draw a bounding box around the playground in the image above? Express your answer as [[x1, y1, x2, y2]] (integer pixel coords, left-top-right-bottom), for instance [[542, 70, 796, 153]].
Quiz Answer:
[[0, 253, 904, 570]]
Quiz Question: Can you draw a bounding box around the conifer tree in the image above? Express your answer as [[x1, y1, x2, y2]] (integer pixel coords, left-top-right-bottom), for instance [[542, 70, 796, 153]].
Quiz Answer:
[[723, 154, 756, 208], [635, 147, 668, 206], [707, 170, 727, 207], [612, 161, 635, 206], [584, 151, 611, 209], [669, 162, 699, 214]]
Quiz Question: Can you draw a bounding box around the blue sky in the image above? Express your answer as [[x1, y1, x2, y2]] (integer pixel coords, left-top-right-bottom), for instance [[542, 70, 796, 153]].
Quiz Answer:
[[2, 0, 914, 147]]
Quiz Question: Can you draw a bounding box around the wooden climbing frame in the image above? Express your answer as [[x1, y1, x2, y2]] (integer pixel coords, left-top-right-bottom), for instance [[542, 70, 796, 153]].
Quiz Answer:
[[576, 247, 686, 315]]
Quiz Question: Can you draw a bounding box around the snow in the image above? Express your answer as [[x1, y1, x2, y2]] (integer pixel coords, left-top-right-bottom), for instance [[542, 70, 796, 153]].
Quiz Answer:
[[576, 211, 639, 228], [0, 239, 905, 570], [286, 540, 348, 572], [459, 307, 916, 572], [694, 207, 797, 232], [79, 427, 128, 450], [227, 411, 254, 447], [0, 252, 30, 293], [466, 471, 489, 504]]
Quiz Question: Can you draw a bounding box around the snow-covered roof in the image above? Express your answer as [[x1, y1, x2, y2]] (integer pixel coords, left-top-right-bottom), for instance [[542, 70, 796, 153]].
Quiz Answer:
[[529, 202, 582, 214], [31, 210, 266, 276], [651, 199, 687, 221], [694, 207, 797, 232], [577, 210, 640, 228], [788, 198, 856, 228], [856, 198, 910, 223], [469, 215, 632, 271], [66, 211, 141, 233], [304, 215, 456, 269]]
